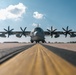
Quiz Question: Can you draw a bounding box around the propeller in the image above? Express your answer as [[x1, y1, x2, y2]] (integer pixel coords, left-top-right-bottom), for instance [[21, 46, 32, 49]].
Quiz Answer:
[[20, 27, 27, 37], [47, 26, 57, 38], [4, 26, 14, 37], [62, 26, 72, 37]]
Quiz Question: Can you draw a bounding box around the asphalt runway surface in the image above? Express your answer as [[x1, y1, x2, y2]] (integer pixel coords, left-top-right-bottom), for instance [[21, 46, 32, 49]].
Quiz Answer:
[[0, 43, 76, 75], [0, 44, 35, 64], [42, 44, 76, 66]]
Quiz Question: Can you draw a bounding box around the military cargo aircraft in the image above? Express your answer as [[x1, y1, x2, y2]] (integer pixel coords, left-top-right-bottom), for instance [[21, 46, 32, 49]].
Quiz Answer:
[[0, 25, 76, 43]]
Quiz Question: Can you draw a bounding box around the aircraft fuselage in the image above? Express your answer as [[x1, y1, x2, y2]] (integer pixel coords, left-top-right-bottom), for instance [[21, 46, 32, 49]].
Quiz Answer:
[[30, 27, 45, 43]]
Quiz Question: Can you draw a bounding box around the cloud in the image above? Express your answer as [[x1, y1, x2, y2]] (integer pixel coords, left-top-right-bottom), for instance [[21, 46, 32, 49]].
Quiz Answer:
[[0, 3, 27, 20], [33, 11, 44, 19]]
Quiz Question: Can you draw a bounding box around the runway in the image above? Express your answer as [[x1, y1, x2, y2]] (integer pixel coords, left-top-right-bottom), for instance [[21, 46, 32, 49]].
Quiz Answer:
[[0, 43, 76, 75], [42, 43, 76, 66], [0, 43, 35, 64]]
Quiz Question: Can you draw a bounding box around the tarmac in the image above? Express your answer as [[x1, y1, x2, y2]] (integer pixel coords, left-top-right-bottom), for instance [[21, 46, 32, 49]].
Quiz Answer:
[[0, 43, 76, 75]]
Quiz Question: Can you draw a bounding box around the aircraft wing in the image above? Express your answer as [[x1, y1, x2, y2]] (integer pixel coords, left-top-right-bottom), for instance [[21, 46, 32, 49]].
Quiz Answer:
[[12, 31, 31, 36], [0, 31, 31, 37], [44, 31, 50, 35], [44, 31, 76, 35], [44, 31, 76, 38], [44, 31, 64, 35]]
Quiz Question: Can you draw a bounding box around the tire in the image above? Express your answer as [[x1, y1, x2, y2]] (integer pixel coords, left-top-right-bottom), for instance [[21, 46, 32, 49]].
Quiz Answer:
[[31, 40, 34, 43], [42, 40, 45, 43]]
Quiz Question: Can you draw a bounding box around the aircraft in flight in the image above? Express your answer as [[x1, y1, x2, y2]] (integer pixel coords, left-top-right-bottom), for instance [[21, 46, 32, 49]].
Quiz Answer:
[[0, 25, 76, 43]]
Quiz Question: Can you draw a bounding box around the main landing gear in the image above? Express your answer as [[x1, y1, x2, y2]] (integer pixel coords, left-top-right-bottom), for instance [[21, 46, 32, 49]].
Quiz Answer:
[[31, 40, 45, 43]]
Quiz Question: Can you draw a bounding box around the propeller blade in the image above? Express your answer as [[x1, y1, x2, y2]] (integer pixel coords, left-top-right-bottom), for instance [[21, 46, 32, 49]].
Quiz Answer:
[[47, 26, 57, 38], [69, 29, 72, 32], [4, 29, 8, 31], [65, 33, 68, 37], [62, 26, 72, 37], [23, 33, 26, 37], [20, 27, 24, 32], [10, 29, 14, 32], [4, 26, 14, 37], [66, 26, 69, 30], [47, 29, 50, 32], [8, 26, 10, 31], [24, 27, 27, 31], [51, 34, 53, 38], [53, 29, 57, 32], [51, 26, 53, 31], [62, 28, 66, 31]]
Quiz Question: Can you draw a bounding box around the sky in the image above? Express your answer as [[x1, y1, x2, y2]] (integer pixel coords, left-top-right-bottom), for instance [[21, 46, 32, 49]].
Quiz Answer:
[[0, 0, 76, 43]]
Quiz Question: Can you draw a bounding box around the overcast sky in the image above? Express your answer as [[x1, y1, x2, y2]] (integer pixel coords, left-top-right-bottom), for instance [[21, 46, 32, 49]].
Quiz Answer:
[[0, 0, 76, 42]]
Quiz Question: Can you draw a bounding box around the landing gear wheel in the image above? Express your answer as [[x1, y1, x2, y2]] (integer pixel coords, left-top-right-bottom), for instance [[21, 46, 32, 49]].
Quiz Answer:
[[31, 40, 34, 43], [36, 41, 38, 43], [36, 41, 39, 43], [42, 40, 45, 43]]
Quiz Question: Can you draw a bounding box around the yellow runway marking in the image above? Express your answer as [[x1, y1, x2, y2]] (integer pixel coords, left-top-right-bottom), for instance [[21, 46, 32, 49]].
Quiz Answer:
[[0, 44, 76, 75]]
